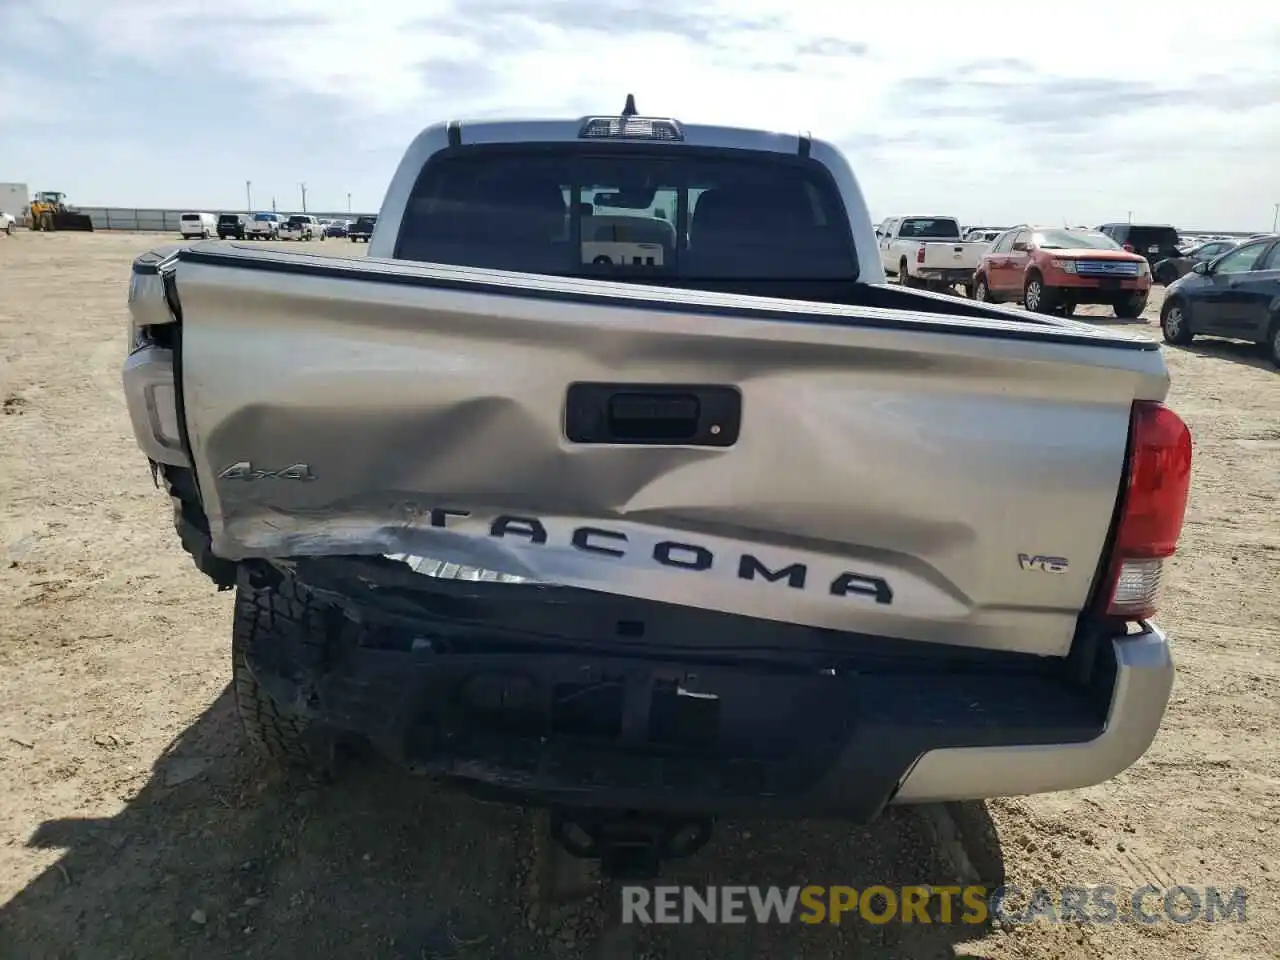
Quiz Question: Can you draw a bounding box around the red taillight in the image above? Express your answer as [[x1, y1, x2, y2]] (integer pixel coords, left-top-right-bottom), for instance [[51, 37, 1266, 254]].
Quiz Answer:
[[1095, 401, 1192, 620], [1122, 242, 1134, 252], [916, 247, 925, 263]]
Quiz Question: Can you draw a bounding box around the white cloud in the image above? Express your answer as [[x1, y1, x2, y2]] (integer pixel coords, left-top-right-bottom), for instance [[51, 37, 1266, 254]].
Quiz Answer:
[[4, 0, 1279, 227]]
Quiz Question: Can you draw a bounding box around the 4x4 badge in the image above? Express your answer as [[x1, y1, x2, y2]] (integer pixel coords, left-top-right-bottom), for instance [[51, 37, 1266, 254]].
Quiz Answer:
[[217, 461, 316, 481]]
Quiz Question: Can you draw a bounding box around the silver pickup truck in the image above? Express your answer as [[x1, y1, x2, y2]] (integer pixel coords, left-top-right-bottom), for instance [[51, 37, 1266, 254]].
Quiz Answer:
[[122, 99, 1192, 877]]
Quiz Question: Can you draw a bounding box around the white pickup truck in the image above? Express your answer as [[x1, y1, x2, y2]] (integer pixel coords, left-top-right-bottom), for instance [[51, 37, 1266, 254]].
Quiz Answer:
[[879, 215, 986, 293], [278, 214, 320, 241], [122, 98, 1190, 878], [244, 212, 285, 240]]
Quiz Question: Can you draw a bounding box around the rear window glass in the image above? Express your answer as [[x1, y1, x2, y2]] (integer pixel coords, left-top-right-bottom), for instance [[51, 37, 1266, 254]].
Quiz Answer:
[[181, 214, 200, 221], [395, 146, 857, 280], [218, 214, 239, 223], [253, 213, 276, 222], [1125, 226, 1180, 248], [897, 218, 960, 240]]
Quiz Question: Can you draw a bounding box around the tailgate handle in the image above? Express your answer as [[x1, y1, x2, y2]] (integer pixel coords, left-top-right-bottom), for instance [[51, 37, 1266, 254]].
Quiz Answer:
[[565, 383, 741, 446], [608, 393, 700, 440]]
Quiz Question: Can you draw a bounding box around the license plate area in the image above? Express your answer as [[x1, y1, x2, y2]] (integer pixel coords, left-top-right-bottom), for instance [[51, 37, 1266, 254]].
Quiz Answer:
[[565, 383, 741, 446]]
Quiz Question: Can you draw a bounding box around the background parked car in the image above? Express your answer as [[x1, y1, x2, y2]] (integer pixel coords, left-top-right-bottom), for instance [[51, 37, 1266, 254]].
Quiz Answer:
[[245, 212, 285, 239], [217, 213, 248, 240], [972, 226, 1151, 318], [964, 228, 1003, 244], [348, 215, 376, 242], [278, 214, 320, 241], [1096, 222, 1182, 267], [877, 215, 986, 292], [1160, 234, 1280, 366], [324, 219, 349, 238], [1, 211, 15, 235], [179, 212, 217, 239], [1151, 238, 1239, 285]]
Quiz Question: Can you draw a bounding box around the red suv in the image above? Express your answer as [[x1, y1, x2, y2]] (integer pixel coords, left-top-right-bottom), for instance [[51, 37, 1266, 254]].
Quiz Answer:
[[972, 226, 1152, 318]]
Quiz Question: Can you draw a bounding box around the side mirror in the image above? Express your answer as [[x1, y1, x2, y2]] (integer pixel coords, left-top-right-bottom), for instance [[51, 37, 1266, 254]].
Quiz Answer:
[[1191, 261, 1209, 276], [1011, 241, 1028, 252]]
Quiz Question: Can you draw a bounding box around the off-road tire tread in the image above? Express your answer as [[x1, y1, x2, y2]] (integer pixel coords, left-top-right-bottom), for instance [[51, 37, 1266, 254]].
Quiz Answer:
[[231, 575, 329, 768]]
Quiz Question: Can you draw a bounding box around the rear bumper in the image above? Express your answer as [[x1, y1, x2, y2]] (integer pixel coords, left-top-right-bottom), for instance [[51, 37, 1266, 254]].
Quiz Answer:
[[916, 267, 977, 283], [244, 561, 1173, 820], [892, 625, 1172, 803]]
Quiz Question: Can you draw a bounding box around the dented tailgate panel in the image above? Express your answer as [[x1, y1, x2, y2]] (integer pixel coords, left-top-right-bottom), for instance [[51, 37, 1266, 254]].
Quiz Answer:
[[162, 248, 1169, 657]]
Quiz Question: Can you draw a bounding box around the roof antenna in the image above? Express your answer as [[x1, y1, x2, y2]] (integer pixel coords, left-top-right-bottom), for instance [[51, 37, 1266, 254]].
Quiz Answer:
[[621, 94, 638, 117]]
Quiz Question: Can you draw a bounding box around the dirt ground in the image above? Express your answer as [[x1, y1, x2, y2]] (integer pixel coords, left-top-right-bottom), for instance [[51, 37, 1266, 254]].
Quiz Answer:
[[1, 231, 1277, 960]]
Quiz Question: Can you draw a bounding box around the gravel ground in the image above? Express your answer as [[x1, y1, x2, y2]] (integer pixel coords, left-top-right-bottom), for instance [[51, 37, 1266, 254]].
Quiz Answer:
[[1, 231, 1277, 959]]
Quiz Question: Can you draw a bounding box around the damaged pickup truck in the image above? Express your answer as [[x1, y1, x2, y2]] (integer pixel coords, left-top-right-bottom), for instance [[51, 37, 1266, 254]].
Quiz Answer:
[[123, 97, 1192, 878]]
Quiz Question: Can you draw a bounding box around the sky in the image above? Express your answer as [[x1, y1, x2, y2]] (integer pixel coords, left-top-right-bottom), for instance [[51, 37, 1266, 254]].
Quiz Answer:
[[3, 1, 1279, 231]]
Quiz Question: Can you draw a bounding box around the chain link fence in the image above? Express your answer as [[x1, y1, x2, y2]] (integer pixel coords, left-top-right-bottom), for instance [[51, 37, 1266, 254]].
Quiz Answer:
[[73, 208, 370, 232]]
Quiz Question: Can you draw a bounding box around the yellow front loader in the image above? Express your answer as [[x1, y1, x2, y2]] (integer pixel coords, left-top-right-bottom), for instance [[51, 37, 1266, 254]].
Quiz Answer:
[[25, 191, 95, 232]]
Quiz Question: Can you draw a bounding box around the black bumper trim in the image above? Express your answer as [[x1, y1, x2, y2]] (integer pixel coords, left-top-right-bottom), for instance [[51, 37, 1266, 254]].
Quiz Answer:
[[244, 560, 1112, 820]]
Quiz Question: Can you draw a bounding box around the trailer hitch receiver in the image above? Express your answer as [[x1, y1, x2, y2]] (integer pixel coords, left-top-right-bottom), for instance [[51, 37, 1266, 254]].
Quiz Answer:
[[550, 808, 713, 880]]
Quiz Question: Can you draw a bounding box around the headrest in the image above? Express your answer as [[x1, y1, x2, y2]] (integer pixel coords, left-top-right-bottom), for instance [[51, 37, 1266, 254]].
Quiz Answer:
[[690, 185, 813, 246]]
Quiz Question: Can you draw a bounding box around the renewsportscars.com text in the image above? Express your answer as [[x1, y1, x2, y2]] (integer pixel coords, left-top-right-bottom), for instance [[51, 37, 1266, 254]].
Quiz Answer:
[[621, 885, 1249, 925]]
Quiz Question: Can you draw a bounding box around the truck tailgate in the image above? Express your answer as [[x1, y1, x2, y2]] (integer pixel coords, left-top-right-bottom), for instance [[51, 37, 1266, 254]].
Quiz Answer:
[[140, 245, 1169, 658], [920, 241, 982, 270]]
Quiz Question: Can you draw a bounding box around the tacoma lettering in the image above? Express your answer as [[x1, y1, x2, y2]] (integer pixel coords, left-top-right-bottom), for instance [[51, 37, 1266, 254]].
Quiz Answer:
[[491, 514, 548, 544], [738, 554, 806, 589], [425, 508, 893, 604]]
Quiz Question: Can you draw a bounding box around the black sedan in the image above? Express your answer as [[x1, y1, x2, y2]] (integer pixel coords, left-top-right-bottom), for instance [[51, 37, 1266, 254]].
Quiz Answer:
[[1151, 239, 1238, 285], [324, 220, 350, 238], [1160, 234, 1280, 366]]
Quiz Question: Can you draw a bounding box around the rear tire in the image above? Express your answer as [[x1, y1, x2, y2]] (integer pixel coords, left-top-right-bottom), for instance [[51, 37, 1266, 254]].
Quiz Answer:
[[899, 258, 921, 288], [232, 573, 335, 771], [973, 275, 990, 302]]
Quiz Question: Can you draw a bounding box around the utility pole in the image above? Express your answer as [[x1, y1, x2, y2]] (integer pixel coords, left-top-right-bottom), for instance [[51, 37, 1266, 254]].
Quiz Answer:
[[1273, 202, 1278, 233], [347, 192, 352, 213], [271, 196, 276, 213], [299, 182, 308, 213], [1127, 210, 1132, 224], [245, 180, 252, 212]]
